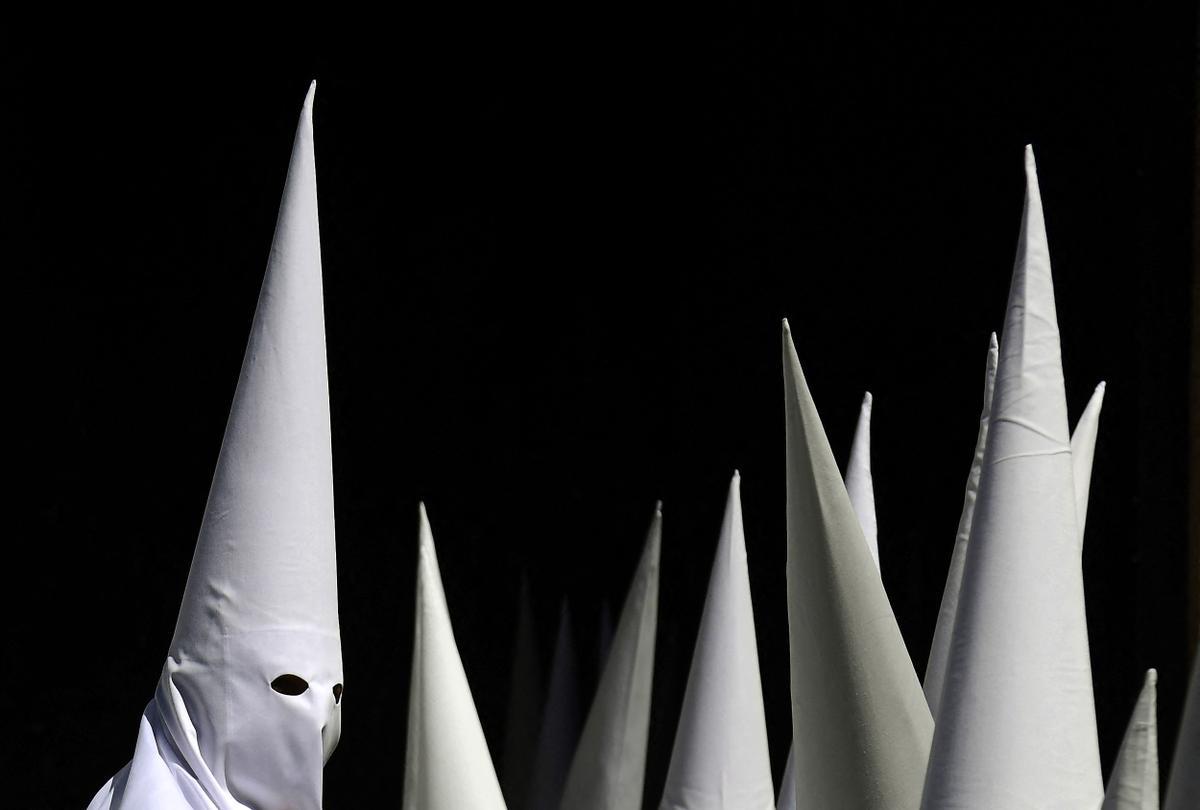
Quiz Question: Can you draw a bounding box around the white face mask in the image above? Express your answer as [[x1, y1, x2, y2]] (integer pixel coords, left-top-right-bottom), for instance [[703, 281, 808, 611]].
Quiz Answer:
[[161, 629, 343, 810]]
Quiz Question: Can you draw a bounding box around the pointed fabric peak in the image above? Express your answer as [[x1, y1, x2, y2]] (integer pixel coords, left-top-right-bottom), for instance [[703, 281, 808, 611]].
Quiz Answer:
[[1164, 646, 1200, 810], [845, 391, 879, 571], [502, 573, 542, 810], [922, 147, 1103, 808], [660, 473, 774, 810], [783, 326, 931, 810], [1102, 669, 1159, 810], [924, 333, 999, 719], [404, 505, 507, 810], [560, 505, 661, 810], [1071, 381, 1107, 543], [170, 80, 337, 661], [528, 601, 582, 810]]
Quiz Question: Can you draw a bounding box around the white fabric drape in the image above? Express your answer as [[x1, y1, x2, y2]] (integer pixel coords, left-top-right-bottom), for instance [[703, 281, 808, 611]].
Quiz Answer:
[[88, 82, 343, 810]]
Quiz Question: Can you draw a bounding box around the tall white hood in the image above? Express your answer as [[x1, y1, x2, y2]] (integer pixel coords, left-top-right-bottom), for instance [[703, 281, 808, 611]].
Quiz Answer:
[[88, 82, 343, 810], [920, 146, 1104, 808], [659, 473, 774, 810], [783, 321, 932, 810], [560, 504, 662, 810], [403, 504, 507, 810]]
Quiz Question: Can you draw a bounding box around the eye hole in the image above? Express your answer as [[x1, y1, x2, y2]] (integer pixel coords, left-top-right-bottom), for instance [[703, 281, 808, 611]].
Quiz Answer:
[[270, 674, 309, 696], [333, 683, 343, 704]]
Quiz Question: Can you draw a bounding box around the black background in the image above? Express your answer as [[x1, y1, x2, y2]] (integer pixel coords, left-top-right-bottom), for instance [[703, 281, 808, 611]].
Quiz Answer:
[[8, 10, 1196, 808]]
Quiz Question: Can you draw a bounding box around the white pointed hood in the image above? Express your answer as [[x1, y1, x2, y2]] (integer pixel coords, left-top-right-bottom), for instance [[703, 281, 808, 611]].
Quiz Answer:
[[924, 333, 998, 720], [1072, 381, 1106, 541], [660, 473, 774, 810], [845, 392, 879, 570], [776, 391, 881, 804], [528, 601, 582, 810], [560, 503, 662, 810], [404, 504, 507, 810], [921, 146, 1103, 808], [88, 82, 342, 810], [1102, 669, 1159, 810], [502, 574, 543, 810], [782, 321, 932, 810], [1164, 647, 1200, 810]]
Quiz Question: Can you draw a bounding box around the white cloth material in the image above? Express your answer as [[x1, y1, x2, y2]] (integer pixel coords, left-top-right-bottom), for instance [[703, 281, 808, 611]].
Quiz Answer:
[[527, 601, 582, 810], [845, 392, 879, 571], [777, 393, 881, 810], [1071, 381, 1106, 543], [88, 82, 343, 810], [925, 344, 1103, 721], [404, 504, 507, 810], [920, 146, 1104, 809], [560, 504, 662, 810], [660, 473, 775, 810], [783, 322, 932, 810], [1102, 669, 1159, 810], [502, 574, 543, 810], [1164, 646, 1200, 810], [924, 334, 999, 721]]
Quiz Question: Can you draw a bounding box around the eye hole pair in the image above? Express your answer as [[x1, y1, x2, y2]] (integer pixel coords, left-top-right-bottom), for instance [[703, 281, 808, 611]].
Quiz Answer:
[[271, 674, 344, 704]]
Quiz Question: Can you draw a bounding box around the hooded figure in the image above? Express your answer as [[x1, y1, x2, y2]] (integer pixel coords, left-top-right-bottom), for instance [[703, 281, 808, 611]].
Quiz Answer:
[[782, 321, 932, 810], [87, 82, 344, 810], [559, 503, 662, 810], [1102, 669, 1159, 810], [920, 147, 1104, 809], [404, 504, 508, 810], [660, 473, 775, 810]]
